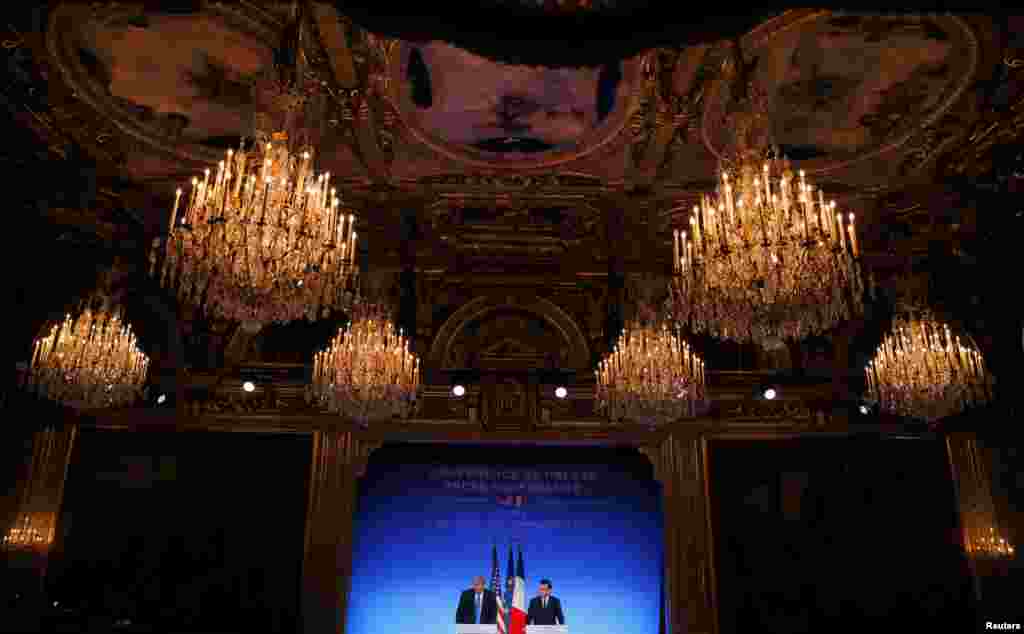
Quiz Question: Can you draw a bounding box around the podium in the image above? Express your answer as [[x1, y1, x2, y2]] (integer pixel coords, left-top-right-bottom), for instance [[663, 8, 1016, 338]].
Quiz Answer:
[[526, 626, 568, 634], [455, 626, 497, 634]]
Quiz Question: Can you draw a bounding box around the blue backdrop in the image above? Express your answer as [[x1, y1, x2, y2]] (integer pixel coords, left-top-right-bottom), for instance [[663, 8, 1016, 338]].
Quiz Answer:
[[346, 445, 664, 634]]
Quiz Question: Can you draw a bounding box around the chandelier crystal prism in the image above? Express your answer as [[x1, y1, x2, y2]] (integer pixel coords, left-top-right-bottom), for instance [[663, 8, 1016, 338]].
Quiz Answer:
[[312, 303, 420, 424], [865, 309, 993, 423], [669, 51, 868, 345], [27, 301, 149, 409], [596, 306, 705, 425], [151, 5, 357, 325]]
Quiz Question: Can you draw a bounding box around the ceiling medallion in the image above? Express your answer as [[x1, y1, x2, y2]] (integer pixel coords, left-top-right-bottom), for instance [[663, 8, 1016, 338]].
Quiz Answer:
[[596, 303, 705, 426], [26, 298, 149, 409], [312, 303, 420, 425], [670, 49, 869, 346], [150, 4, 358, 326], [865, 308, 993, 423]]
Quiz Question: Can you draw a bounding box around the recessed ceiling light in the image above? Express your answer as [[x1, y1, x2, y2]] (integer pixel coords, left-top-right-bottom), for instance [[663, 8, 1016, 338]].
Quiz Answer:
[[554, 386, 568, 399], [452, 384, 466, 397], [763, 387, 777, 400], [243, 381, 255, 393]]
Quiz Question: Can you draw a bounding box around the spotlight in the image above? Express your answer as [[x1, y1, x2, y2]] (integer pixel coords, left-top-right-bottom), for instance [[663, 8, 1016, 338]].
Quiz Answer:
[[452, 384, 466, 397], [554, 386, 568, 399], [156, 394, 167, 405], [242, 381, 255, 393], [762, 387, 777, 400], [859, 404, 870, 415]]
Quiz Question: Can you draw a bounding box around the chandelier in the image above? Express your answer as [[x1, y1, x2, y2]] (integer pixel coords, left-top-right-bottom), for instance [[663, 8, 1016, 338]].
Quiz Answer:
[[26, 301, 149, 409], [669, 50, 867, 346], [312, 303, 420, 424], [2, 514, 53, 550], [596, 305, 705, 425], [865, 309, 993, 423], [3, 425, 76, 552], [152, 4, 358, 326], [947, 434, 1014, 560]]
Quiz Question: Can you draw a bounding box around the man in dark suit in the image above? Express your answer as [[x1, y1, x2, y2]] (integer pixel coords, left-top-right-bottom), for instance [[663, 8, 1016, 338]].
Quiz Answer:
[[527, 578, 565, 625], [456, 575, 498, 624]]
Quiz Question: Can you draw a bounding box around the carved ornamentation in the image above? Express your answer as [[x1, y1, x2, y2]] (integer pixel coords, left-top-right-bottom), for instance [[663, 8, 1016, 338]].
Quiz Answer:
[[430, 294, 591, 371], [419, 173, 604, 190], [718, 400, 817, 421], [627, 51, 660, 167], [668, 46, 725, 156], [898, 112, 966, 176], [427, 197, 599, 258], [940, 57, 1024, 178]]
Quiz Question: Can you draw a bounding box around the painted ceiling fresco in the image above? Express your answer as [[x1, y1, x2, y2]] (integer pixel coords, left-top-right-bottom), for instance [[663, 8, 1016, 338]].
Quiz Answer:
[[389, 40, 640, 169], [399, 42, 622, 156], [74, 13, 273, 144], [702, 13, 977, 173]]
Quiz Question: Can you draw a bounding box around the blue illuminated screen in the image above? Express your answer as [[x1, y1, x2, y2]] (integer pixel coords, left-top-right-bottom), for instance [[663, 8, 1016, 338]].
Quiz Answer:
[[346, 445, 664, 634]]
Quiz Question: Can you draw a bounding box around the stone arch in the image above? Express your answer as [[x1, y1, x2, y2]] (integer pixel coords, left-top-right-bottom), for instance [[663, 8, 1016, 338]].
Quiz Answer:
[[428, 293, 590, 371]]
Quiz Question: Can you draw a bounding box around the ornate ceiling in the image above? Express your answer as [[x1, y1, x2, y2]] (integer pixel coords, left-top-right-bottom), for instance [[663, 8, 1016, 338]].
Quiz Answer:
[[25, 6, 1013, 270], [5, 4, 1024, 424]]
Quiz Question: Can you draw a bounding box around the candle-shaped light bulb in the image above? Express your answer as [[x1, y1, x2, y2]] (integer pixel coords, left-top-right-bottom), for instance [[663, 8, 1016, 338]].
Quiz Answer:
[[837, 213, 847, 252], [847, 212, 859, 256]]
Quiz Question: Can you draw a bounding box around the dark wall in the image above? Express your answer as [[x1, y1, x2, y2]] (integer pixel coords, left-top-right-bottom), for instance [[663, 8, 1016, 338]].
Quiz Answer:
[[46, 429, 311, 633], [710, 437, 975, 634]]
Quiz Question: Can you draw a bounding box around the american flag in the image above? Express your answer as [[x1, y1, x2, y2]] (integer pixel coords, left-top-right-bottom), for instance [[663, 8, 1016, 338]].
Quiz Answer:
[[490, 545, 507, 634]]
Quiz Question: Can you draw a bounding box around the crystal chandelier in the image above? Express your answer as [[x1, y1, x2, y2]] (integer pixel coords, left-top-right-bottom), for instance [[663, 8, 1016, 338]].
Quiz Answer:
[[312, 303, 420, 424], [669, 49, 867, 346], [3, 425, 76, 552], [151, 4, 358, 326], [2, 514, 53, 550], [596, 305, 705, 425], [154, 138, 358, 325], [26, 300, 149, 409], [947, 434, 1014, 560], [865, 309, 993, 423]]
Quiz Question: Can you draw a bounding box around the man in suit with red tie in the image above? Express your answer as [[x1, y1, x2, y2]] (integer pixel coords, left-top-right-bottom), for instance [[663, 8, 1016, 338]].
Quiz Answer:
[[527, 579, 565, 625], [456, 576, 498, 624]]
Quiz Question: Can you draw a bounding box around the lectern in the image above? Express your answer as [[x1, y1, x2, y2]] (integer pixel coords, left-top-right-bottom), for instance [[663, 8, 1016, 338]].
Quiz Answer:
[[526, 626, 569, 634], [455, 625, 498, 634]]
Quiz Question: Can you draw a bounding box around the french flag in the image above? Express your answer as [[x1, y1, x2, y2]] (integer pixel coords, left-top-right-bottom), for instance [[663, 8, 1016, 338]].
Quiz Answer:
[[509, 545, 527, 634]]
